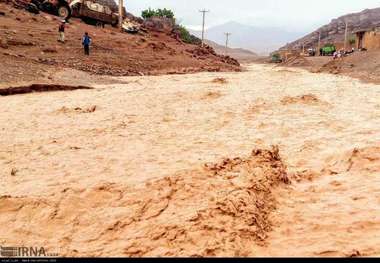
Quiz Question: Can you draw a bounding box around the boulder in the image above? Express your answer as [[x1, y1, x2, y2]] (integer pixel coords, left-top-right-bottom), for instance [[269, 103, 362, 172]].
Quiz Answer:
[[142, 17, 174, 33]]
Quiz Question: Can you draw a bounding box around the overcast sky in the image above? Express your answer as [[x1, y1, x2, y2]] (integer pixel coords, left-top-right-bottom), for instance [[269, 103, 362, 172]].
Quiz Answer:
[[126, 0, 380, 31]]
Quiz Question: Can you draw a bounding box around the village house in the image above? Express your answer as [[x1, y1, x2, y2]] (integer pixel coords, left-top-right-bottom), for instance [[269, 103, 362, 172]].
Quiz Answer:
[[354, 27, 380, 50]]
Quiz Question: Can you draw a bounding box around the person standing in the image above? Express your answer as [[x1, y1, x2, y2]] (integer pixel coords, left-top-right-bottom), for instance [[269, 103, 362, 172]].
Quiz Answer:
[[82, 32, 92, 56], [58, 21, 66, 43]]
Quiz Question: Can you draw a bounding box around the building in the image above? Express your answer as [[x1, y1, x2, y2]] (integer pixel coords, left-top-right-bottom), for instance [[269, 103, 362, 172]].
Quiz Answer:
[[354, 27, 380, 50]]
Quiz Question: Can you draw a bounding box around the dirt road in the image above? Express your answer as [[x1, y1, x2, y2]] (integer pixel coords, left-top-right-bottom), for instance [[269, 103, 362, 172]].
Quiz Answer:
[[1, 64, 380, 256]]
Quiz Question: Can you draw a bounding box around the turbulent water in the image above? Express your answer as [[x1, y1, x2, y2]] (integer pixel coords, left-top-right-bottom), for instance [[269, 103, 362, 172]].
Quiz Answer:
[[1, 64, 380, 256]]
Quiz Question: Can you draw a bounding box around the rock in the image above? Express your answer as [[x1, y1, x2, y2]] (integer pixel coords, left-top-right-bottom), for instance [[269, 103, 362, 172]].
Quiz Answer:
[[11, 168, 18, 176], [43, 15, 53, 21], [0, 38, 8, 49], [0, 11, 5, 16], [7, 39, 35, 46], [42, 47, 58, 53], [142, 17, 174, 33], [148, 42, 168, 51]]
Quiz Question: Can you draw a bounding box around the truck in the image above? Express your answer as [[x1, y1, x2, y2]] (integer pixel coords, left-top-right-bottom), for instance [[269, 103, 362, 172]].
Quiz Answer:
[[29, 0, 72, 19], [69, 0, 119, 27], [271, 53, 282, 63], [307, 48, 316, 57], [24, 0, 120, 26], [320, 44, 336, 56]]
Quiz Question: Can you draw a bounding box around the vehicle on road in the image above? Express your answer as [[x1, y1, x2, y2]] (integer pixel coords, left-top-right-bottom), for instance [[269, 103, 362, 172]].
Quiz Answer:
[[308, 48, 316, 56], [320, 44, 336, 56], [271, 53, 283, 63]]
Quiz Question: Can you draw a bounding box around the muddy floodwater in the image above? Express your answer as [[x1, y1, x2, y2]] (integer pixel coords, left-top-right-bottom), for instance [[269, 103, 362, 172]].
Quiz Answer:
[[1, 64, 380, 257]]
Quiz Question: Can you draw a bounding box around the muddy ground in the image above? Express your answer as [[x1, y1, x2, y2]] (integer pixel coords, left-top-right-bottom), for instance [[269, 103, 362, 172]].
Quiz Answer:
[[279, 51, 380, 85], [0, 2, 239, 86]]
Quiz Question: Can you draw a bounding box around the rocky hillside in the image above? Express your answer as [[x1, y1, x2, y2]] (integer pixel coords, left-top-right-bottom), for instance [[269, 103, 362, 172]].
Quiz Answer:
[[204, 40, 258, 63], [0, 2, 240, 85], [281, 7, 380, 50]]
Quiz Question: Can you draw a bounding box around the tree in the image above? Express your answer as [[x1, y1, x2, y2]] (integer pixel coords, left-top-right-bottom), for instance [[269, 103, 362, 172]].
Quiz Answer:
[[155, 8, 174, 19], [141, 8, 156, 19], [141, 8, 175, 20]]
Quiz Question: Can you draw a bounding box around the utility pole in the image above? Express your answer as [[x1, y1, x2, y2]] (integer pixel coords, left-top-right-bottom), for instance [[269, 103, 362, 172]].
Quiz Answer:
[[317, 31, 321, 56], [302, 43, 305, 55], [119, 0, 123, 31], [224, 32, 232, 54], [344, 21, 349, 51], [199, 9, 210, 47]]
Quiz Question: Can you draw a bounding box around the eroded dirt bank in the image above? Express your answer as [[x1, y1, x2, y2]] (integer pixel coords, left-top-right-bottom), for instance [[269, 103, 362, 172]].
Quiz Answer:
[[1, 64, 380, 256], [0, 84, 93, 96]]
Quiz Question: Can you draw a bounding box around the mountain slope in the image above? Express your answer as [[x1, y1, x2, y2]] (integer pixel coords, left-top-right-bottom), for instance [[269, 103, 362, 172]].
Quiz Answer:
[[204, 40, 258, 62], [281, 7, 380, 50], [190, 21, 304, 55]]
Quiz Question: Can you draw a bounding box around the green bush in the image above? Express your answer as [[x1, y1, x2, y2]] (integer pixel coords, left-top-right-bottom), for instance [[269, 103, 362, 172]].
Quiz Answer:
[[141, 8, 175, 20], [177, 25, 192, 43], [141, 8, 156, 19], [156, 8, 174, 19]]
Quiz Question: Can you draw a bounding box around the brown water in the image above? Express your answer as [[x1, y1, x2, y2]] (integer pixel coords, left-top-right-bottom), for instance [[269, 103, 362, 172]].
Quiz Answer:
[[1, 64, 379, 256]]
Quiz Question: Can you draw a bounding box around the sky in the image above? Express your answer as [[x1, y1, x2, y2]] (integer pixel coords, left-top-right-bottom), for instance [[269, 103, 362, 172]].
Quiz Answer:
[[126, 0, 380, 32]]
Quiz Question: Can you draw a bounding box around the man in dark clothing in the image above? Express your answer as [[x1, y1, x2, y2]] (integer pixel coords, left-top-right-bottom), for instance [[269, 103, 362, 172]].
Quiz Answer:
[[82, 32, 91, 56], [58, 21, 65, 43]]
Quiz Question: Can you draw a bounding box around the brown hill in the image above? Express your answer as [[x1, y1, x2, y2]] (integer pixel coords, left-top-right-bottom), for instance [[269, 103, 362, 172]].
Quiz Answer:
[[281, 7, 380, 50], [0, 2, 240, 85], [204, 39, 259, 63]]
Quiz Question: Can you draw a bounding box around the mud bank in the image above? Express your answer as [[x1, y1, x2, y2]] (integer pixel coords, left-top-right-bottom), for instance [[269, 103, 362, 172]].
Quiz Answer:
[[0, 84, 93, 96]]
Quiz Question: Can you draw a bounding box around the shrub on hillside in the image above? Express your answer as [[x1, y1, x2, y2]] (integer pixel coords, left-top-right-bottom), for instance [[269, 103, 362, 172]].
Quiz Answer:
[[142, 8, 174, 20], [142, 8, 200, 45], [177, 25, 195, 44]]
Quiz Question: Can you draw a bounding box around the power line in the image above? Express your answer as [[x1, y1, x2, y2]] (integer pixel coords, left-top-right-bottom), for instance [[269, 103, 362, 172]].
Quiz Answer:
[[199, 9, 210, 47], [302, 42, 305, 55]]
